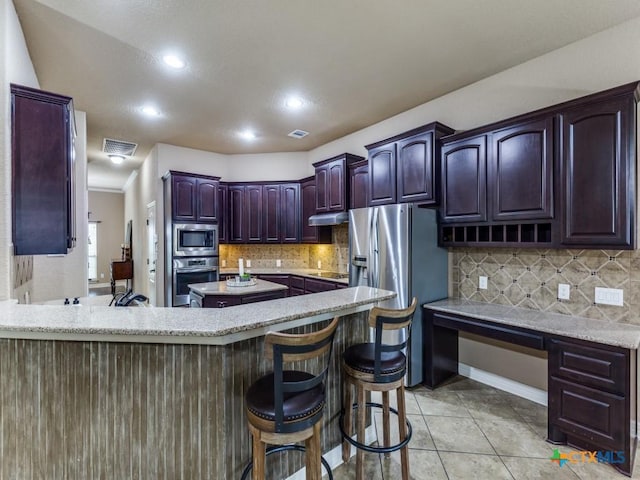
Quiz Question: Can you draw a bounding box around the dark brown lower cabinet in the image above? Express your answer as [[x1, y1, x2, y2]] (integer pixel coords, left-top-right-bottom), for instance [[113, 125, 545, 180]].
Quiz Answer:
[[422, 307, 637, 477], [548, 338, 635, 476], [199, 290, 286, 308]]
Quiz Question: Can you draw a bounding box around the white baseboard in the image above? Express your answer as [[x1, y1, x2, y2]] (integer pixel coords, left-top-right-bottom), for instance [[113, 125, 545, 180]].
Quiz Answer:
[[458, 362, 548, 406], [285, 425, 376, 480]]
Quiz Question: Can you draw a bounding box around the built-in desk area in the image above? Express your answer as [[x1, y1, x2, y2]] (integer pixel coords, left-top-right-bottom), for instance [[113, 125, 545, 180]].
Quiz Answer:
[[423, 299, 640, 476]]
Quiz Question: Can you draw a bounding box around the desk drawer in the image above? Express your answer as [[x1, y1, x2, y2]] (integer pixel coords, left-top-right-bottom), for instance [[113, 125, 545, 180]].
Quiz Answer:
[[432, 313, 545, 350], [549, 376, 625, 450], [549, 338, 627, 395]]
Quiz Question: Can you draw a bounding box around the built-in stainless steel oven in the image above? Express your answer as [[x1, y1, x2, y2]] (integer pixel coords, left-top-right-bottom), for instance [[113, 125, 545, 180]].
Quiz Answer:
[[173, 224, 218, 257], [172, 257, 218, 307]]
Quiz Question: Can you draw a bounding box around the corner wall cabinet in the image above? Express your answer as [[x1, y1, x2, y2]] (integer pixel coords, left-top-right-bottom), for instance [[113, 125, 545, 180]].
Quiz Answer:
[[439, 81, 638, 249], [11, 84, 76, 255], [313, 153, 364, 213], [366, 122, 454, 207], [300, 176, 332, 244]]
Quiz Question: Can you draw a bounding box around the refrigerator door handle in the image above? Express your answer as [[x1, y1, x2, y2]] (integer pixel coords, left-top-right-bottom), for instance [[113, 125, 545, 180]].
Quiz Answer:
[[371, 208, 379, 289]]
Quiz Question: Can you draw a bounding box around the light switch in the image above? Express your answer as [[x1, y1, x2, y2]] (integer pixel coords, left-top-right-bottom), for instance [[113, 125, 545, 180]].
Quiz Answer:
[[479, 276, 488, 290], [558, 283, 570, 300], [276, 259, 281, 267], [246, 260, 251, 268], [221, 259, 227, 267]]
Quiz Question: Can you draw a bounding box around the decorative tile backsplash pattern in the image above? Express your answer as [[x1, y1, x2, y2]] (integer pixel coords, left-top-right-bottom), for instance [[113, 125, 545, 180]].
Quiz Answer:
[[219, 224, 349, 273], [451, 248, 640, 324]]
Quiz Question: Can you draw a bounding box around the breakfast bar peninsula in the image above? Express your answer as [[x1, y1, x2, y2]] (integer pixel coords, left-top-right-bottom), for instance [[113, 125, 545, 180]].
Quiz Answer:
[[0, 286, 395, 479]]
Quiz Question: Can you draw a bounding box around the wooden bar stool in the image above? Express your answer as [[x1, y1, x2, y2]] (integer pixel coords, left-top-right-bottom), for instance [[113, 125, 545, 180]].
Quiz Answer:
[[339, 298, 417, 480], [242, 317, 339, 480]]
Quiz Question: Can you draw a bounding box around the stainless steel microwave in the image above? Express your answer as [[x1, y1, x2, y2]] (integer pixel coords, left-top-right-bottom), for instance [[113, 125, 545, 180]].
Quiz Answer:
[[173, 223, 218, 257]]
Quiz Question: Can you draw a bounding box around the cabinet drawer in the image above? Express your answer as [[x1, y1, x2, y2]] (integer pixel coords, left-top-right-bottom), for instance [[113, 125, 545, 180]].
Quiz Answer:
[[289, 276, 305, 289], [549, 376, 626, 450], [549, 339, 627, 395], [304, 278, 338, 293], [241, 290, 286, 304]]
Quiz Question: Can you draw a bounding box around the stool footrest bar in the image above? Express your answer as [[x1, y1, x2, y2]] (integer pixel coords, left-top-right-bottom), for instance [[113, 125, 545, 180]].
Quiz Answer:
[[240, 444, 334, 480], [339, 401, 412, 454]]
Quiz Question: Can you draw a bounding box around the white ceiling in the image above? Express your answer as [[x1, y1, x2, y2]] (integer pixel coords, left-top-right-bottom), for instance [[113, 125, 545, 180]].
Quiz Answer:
[[13, 0, 640, 191]]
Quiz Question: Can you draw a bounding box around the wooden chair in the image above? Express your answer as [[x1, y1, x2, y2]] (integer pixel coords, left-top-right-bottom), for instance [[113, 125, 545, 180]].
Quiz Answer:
[[340, 298, 418, 480], [242, 317, 340, 480]]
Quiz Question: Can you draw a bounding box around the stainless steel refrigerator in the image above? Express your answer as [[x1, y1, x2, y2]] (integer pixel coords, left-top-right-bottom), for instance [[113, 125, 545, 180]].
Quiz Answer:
[[349, 205, 448, 386]]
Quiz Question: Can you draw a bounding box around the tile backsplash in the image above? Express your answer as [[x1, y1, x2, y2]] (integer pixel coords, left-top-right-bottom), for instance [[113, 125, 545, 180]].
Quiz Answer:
[[451, 248, 640, 325], [219, 224, 349, 273]]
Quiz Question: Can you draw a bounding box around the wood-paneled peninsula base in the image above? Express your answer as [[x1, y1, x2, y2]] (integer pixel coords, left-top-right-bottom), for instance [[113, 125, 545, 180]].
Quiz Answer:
[[423, 299, 640, 477], [0, 287, 394, 479]]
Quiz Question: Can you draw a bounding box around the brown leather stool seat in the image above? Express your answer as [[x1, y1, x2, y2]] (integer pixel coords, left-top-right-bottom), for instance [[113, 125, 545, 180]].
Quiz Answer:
[[246, 371, 325, 424], [342, 344, 406, 377], [242, 317, 339, 480], [340, 298, 417, 480]]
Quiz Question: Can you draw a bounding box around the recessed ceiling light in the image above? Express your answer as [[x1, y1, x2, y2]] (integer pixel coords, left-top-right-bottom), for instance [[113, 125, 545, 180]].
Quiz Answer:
[[162, 54, 186, 69], [285, 96, 304, 109], [109, 154, 125, 165], [141, 105, 160, 117], [239, 130, 256, 140]]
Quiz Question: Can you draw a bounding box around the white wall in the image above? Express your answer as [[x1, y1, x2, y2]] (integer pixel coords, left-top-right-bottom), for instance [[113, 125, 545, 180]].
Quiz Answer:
[[2, 0, 39, 300]]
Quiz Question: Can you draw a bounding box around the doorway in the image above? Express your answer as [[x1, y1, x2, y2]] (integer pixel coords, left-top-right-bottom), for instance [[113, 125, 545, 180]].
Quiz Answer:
[[88, 222, 98, 281]]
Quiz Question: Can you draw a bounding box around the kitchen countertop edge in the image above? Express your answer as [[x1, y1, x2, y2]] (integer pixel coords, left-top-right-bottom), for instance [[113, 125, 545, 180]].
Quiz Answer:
[[0, 287, 395, 345], [424, 298, 640, 350]]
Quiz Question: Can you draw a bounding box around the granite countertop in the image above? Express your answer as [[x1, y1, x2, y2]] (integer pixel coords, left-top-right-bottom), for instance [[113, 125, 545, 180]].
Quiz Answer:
[[220, 267, 349, 284], [189, 279, 288, 296], [0, 287, 395, 345], [424, 298, 640, 350]]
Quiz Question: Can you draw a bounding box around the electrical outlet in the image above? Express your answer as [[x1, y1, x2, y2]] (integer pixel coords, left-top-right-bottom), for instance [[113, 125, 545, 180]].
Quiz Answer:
[[317, 260, 322, 270], [595, 287, 624, 306], [246, 260, 251, 268], [100, 273, 104, 279], [558, 283, 570, 300], [276, 259, 281, 267], [221, 259, 227, 267], [479, 276, 488, 290]]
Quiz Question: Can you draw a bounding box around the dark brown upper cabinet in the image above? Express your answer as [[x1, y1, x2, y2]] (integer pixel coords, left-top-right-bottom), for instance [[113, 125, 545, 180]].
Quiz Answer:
[[263, 183, 301, 243], [490, 116, 554, 221], [439, 80, 639, 250], [228, 184, 246, 243], [367, 143, 397, 206], [441, 135, 488, 223], [560, 93, 636, 248], [169, 172, 220, 223], [366, 122, 454, 207], [349, 159, 369, 210], [245, 184, 263, 243], [218, 183, 228, 244], [280, 183, 301, 243], [301, 176, 331, 244], [11, 84, 76, 255], [314, 153, 364, 212]]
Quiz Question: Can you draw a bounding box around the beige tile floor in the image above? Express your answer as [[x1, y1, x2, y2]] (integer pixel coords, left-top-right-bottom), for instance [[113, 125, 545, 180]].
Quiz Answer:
[[330, 377, 637, 480]]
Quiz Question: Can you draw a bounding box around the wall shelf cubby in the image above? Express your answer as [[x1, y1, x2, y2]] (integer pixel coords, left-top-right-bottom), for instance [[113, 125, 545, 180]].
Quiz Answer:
[[441, 223, 552, 247]]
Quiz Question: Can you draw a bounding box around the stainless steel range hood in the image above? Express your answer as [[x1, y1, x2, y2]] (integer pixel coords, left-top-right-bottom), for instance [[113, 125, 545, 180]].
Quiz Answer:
[[308, 212, 349, 226]]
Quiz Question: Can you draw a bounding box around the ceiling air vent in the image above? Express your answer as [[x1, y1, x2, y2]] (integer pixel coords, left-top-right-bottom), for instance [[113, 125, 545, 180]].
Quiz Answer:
[[102, 138, 138, 157], [288, 129, 309, 139]]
